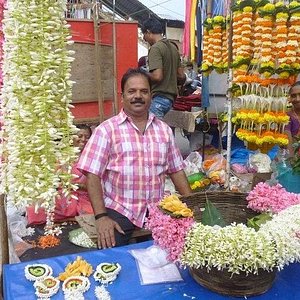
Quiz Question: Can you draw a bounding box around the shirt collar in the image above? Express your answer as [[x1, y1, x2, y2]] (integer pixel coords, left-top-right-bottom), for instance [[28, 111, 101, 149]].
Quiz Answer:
[[117, 109, 156, 126]]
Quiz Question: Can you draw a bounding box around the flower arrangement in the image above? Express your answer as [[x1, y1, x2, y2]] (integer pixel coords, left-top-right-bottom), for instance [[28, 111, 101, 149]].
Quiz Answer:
[[146, 188, 300, 277], [146, 196, 195, 261], [0, 1, 78, 234], [201, 16, 228, 75]]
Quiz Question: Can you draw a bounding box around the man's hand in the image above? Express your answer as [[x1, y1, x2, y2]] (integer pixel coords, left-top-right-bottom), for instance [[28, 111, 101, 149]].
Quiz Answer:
[[95, 216, 125, 249]]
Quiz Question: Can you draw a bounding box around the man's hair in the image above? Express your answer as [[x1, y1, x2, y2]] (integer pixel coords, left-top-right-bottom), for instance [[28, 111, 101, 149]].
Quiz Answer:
[[289, 81, 300, 94], [141, 18, 164, 34], [77, 124, 92, 136], [121, 68, 152, 93]]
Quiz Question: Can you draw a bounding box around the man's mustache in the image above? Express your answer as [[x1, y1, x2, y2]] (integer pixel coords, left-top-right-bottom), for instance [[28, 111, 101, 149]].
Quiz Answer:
[[131, 99, 145, 104]]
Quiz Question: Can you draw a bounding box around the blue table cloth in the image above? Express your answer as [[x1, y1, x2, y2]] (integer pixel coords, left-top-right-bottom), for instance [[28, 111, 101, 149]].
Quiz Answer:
[[3, 241, 300, 300]]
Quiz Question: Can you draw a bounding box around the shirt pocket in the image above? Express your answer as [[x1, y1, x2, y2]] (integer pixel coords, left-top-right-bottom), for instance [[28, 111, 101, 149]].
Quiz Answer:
[[150, 138, 169, 167]]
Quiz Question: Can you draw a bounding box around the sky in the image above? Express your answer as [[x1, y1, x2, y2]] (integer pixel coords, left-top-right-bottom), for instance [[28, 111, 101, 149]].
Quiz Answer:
[[138, 0, 185, 21]]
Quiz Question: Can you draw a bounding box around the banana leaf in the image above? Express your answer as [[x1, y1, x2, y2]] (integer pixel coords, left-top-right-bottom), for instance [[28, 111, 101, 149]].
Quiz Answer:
[[247, 213, 272, 231], [201, 200, 226, 227]]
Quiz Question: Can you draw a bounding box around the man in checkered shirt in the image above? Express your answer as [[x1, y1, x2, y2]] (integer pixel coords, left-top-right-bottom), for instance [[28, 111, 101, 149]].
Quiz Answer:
[[78, 68, 191, 249]]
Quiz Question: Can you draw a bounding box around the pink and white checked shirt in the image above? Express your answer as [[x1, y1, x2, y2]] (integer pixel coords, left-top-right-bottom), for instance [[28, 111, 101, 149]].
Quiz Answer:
[[77, 109, 185, 227]]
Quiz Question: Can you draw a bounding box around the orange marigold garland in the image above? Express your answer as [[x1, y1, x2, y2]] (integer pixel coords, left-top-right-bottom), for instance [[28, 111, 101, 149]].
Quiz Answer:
[[288, 1, 300, 75], [257, 3, 276, 79], [201, 18, 213, 75]]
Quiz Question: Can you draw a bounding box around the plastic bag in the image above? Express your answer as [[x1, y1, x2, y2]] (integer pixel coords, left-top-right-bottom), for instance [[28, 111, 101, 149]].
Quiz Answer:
[[184, 151, 202, 176], [7, 205, 35, 258], [129, 245, 183, 285], [249, 152, 272, 173], [203, 153, 226, 184]]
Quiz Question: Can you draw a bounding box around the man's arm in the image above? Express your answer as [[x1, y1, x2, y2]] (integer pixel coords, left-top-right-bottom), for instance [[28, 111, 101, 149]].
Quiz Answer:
[[169, 170, 192, 196], [86, 172, 124, 249], [148, 68, 163, 83]]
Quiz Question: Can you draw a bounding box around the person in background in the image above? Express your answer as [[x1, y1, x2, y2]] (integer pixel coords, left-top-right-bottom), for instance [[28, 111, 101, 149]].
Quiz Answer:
[[285, 81, 300, 155], [141, 18, 186, 118], [77, 68, 192, 249], [26, 124, 94, 224], [138, 55, 148, 72], [71, 124, 94, 216]]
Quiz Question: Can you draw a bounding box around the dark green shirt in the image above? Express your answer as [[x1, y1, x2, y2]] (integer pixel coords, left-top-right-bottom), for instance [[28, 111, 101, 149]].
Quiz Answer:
[[148, 39, 181, 101]]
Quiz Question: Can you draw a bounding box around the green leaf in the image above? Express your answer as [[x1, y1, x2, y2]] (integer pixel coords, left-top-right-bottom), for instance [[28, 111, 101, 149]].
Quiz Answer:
[[201, 200, 226, 227], [247, 213, 272, 231]]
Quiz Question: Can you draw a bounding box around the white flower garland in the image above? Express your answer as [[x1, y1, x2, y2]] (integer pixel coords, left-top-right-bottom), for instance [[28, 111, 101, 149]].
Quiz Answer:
[[180, 204, 300, 275], [95, 285, 111, 300], [0, 0, 77, 230]]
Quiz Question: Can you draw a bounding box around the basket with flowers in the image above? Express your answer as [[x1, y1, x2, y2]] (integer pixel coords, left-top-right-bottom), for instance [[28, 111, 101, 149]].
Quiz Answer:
[[146, 185, 300, 297]]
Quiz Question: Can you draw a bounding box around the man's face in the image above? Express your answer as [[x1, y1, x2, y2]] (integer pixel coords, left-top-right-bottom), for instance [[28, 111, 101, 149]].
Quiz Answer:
[[290, 85, 300, 110], [143, 30, 153, 45], [122, 75, 151, 117]]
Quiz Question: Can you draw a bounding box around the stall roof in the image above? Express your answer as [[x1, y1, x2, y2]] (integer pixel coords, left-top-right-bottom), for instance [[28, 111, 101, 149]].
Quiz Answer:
[[101, 0, 184, 28]]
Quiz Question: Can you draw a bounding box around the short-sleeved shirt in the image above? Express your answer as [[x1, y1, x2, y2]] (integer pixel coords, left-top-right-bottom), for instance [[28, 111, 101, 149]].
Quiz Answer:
[[148, 39, 181, 101], [286, 110, 300, 137], [77, 110, 185, 227]]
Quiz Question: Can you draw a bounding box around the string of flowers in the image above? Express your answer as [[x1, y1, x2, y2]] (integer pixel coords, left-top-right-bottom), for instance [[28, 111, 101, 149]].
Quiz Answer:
[[274, 2, 291, 79], [211, 16, 226, 74], [201, 16, 228, 75], [147, 191, 300, 276], [201, 18, 214, 75], [232, 2, 254, 84], [221, 17, 229, 73], [0, 0, 5, 131], [180, 203, 300, 274], [288, 1, 300, 75], [0, 0, 78, 234]]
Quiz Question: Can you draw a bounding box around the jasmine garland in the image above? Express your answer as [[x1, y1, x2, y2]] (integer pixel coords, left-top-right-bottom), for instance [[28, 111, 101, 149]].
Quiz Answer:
[[0, 1, 77, 223]]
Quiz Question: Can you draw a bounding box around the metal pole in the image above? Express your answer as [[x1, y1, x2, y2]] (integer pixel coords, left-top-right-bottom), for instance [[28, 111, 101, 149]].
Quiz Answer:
[[93, 0, 104, 122], [0, 194, 9, 298], [112, 0, 118, 114], [225, 7, 234, 189]]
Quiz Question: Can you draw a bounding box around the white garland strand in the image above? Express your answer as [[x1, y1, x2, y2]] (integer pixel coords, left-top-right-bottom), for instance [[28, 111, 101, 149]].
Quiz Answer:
[[181, 204, 300, 274], [0, 1, 78, 220], [95, 285, 111, 300]]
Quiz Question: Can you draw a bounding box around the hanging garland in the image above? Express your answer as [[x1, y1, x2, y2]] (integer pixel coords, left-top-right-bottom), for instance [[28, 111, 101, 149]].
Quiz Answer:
[[0, 0, 78, 233]]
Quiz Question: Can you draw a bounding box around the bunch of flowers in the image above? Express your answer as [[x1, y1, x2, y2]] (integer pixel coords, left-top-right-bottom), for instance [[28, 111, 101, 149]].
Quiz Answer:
[[145, 198, 194, 262], [247, 182, 300, 213], [147, 189, 300, 275], [0, 0, 78, 233]]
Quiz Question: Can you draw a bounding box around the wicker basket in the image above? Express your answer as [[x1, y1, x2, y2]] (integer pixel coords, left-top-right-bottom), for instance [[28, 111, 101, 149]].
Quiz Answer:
[[180, 191, 277, 297]]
